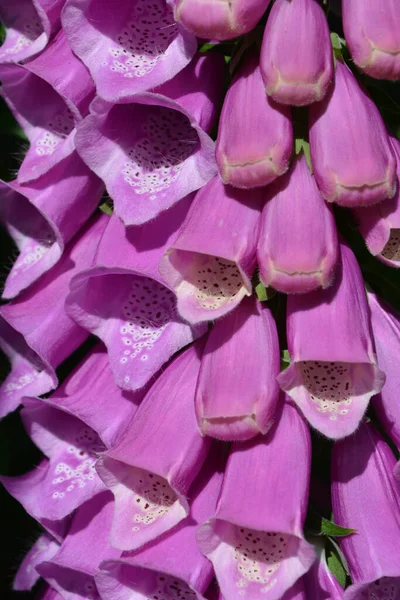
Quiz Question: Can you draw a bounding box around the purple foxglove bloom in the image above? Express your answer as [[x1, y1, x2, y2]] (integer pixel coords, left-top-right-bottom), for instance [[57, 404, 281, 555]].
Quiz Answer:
[[96, 342, 210, 551], [66, 202, 206, 392], [75, 55, 221, 225], [0, 31, 94, 184], [44, 344, 145, 448], [0, 0, 64, 63], [0, 152, 103, 299], [215, 53, 293, 189], [368, 292, 400, 451], [95, 451, 224, 600], [309, 60, 397, 207], [257, 155, 339, 294], [1, 398, 106, 521], [332, 421, 400, 599], [343, 0, 400, 80], [62, 0, 197, 102], [195, 295, 280, 441], [159, 177, 263, 324], [173, 0, 271, 41], [197, 401, 316, 600], [354, 137, 400, 267], [278, 242, 385, 439], [260, 0, 333, 106], [0, 213, 108, 418], [14, 534, 60, 592], [304, 540, 344, 599], [37, 491, 119, 600]]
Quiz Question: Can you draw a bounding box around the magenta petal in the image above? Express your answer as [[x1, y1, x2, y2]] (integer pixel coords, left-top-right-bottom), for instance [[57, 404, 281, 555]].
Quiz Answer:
[[14, 534, 60, 592], [278, 242, 385, 439], [0, 0, 64, 63], [95, 452, 224, 600], [304, 540, 344, 599], [197, 401, 315, 600], [260, 0, 333, 106], [1, 152, 103, 299], [195, 296, 280, 441], [216, 53, 293, 189], [257, 155, 339, 294], [282, 580, 307, 600], [37, 492, 119, 600], [159, 177, 262, 324], [66, 205, 206, 392], [62, 0, 197, 102], [343, 0, 400, 80], [309, 61, 397, 207], [354, 137, 400, 267], [332, 422, 400, 599], [96, 343, 210, 551], [0, 214, 108, 417]]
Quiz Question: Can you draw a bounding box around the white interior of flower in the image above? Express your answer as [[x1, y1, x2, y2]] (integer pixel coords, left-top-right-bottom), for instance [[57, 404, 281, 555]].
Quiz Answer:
[[300, 361, 353, 421], [127, 467, 178, 532], [381, 229, 400, 262]]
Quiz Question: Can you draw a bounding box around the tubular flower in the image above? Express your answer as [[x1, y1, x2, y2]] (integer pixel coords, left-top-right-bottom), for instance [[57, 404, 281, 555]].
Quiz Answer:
[[260, 0, 333, 106]]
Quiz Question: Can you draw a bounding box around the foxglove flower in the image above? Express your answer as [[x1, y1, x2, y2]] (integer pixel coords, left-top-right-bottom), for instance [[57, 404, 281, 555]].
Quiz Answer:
[[197, 401, 316, 600], [0, 0, 64, 63], [96, 451, 224, 600], [282, 580, 307, 599], [278, 242, 385, 439], [0, 214, 108, 418], [13, 535, 60, 592], [0, 152, 103, 299], [309, 60, 397, 207], [304, 539, 344, 599], [66, 202, 206, 392], [343, 0, 400, 80], [37, 492, 119, 599], [368, 292, 400, 451], [75, 54, 222, 225], [195, 295, 280, 441], [332, 421, 400, 599], [159, 177, 263, 324], [354, 137, 400, 267], [62, 0, 198, 102], [96, 342, 210, 551], [215, 53, 293, 189], [260, 0, 333, 106], [257, 155, 339, 294], [1, 398, 106, 522], [173, 0, 271, 41], [0, 30, 94, 184]]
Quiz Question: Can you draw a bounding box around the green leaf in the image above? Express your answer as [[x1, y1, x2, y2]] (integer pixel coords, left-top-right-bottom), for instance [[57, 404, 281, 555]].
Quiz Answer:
[[295, 138, 313, 173], [255, 282, 276, 302], [99, 201, 113, 215], [282, 350, 290, 364], [330, 32, 343, 51], [321, 518, 356, 537], [327, 546, 347, 588], [199, 43, 217, 53]]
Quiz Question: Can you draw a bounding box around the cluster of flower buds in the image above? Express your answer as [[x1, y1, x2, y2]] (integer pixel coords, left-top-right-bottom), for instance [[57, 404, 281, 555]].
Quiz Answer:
[[0, 0, 400, 599]]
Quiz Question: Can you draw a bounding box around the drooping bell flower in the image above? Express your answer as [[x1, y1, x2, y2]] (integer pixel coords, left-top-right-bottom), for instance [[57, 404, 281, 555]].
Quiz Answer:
[[37, 492, 120, 599], [309, 60, 397, 207], [195, 295, 280, 441], [0, 0, 64, 63], [260, 0, 333, 106], [13, 535, 60, 592], [0, 30, 94, 184], [96, 342, 210, 551], [197, 401, 316, 600], [278, 242, 385, 439], [44, 343, 145, 449], [0, 152, 103, 299], [1, 398, 106, 522], [343, 0, 400, 80], [368, 292, 400, 451], [75, 54, 222, 225], [354, 136, 400, 267], [95, 448, 224, 600], [62, 0, 198, 102], [257, 154, 339, 294], [66, 203, 206, 392], [216, 53, 292, 189], [173, 0, 271, 41], [331, 421, 400, 599], [159, 177, 263, 324], [304, 539, 344, 599], [0, 213, 108, 418]]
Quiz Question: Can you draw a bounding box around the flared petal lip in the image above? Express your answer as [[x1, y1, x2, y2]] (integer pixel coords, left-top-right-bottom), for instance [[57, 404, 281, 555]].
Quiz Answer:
[[344, 572, 400, 600], [199, 413, 267, 442], [328, 177, 396, 207], [259, 263, 335, 295], [266, 69, 333, 107]]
